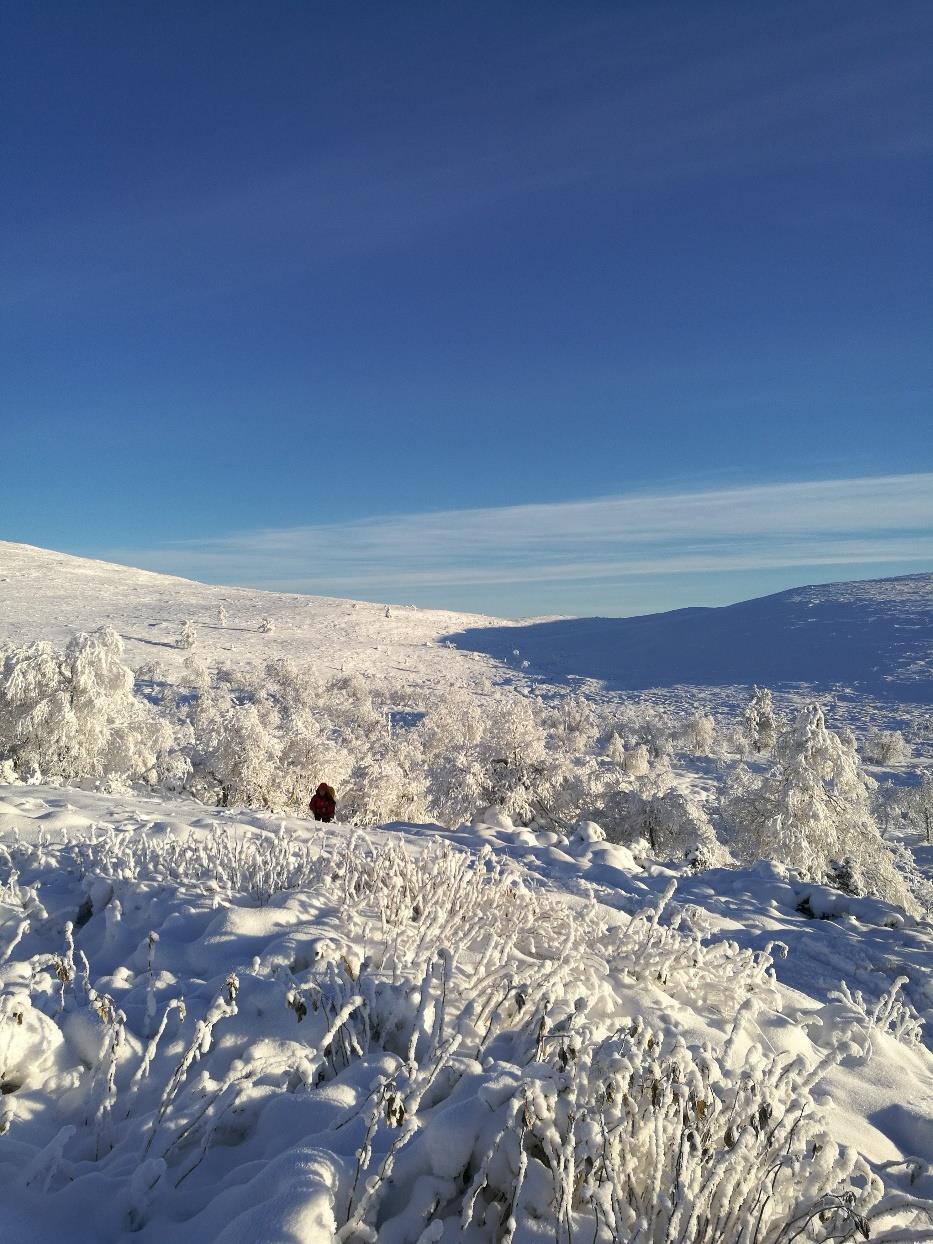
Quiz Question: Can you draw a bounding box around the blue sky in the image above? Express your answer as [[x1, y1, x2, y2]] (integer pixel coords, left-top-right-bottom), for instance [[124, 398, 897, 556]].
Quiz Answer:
[[2, 2, 931, 616]]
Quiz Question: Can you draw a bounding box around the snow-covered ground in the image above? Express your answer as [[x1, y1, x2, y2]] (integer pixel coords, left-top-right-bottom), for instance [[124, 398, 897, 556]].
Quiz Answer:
[[0, 785, 931, 1242], [1, 541, 932, 1241], [0, 540, 513, 700]]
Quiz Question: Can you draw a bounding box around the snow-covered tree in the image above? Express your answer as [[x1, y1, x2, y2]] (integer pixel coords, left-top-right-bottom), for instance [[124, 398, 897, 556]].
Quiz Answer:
[[188, 692, 279, 808], [343, 736, 428, 826], [880, 772, 933, 847], [217, 604, 228, 626], [623, 742, 650, 778], [182, 655, 211, 691], [629, 786, 725, 869], [682, 711, 716, 755], [420, 687, 489, 826], [0, 628, 173, 786], [550, 693, 600, 755], [912, 772, 933, 845], [258, 616, 274, 634], [742, 685, 777, 753], [177, 620, 196, 650], [604, 730, 626, 764], [861, 728, 911, 765], [725, 703, 912, 909]]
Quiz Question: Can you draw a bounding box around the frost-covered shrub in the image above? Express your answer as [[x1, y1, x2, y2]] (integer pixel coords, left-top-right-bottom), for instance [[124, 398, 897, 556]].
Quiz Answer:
[[743, 684, 777, 753], [0, 629, 173, 786], [908, 772, 933, 845], [342, 737, 429, 826], [861, 727, 912, 765], [188, 693, 280, 808], [3, 815, 927, 1243], [549, 693, 600, 755], [604, 730, 625, 763], [682, 710, 716, 755], [605, 783, 725, 869], [827, 977, 924, 1050], [646, 787, 725, 867], [725, 704, 913, 910], [623, 742, 650, 777], [176, 620, 196, 650]]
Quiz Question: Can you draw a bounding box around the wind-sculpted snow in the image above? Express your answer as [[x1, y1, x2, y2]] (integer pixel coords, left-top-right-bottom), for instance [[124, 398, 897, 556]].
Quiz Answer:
[[446, 573, 933, 700], [0, 788, 931, 1243]]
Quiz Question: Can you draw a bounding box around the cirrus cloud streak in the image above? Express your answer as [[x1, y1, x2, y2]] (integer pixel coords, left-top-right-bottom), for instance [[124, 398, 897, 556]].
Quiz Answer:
[[100, 473, 933, 614]]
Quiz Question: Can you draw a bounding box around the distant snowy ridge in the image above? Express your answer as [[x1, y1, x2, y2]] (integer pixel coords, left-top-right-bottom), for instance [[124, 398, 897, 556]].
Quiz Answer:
[[447, 572, 933, 700]]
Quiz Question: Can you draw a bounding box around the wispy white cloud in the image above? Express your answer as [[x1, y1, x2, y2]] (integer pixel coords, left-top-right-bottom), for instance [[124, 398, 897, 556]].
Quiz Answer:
[[103, 473, 933, 610]]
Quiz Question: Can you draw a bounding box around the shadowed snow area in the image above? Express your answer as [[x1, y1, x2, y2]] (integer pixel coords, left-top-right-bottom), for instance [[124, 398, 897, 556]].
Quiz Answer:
[[445, 573, 933, 700]]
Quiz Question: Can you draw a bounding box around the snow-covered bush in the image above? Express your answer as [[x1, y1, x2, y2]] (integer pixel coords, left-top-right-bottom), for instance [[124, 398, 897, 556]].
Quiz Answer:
[[258, 615, 274, 634], [861, 727, 912, 765], [188, 692, 280, 808], [725, 704, 913, 910], [909, 772, 933, 845], [0, 628, 173, 786], [3, 815, 922, 1243], [603, 730, 625, 763], [742, 684, 777, 753], [176, 620, 196, 650], [549, 693, 600, 755], [604, 779, 725, 868], [682, 710, 716, 754], [827, 977, 924, 1050], [623, 741, 650, 777], [645, 787, 725, 867]]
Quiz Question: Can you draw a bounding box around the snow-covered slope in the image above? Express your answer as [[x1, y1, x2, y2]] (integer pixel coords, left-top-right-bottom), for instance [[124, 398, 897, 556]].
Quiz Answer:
[[447, 573, 933, 700], [0, 541, 505, 695], [4, 541, 932, 706]]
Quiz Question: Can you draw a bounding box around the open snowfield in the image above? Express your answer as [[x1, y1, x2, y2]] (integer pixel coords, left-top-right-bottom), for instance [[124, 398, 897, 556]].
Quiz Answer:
[[1, 542, 932, 1241], [0, 540, 511, 700]]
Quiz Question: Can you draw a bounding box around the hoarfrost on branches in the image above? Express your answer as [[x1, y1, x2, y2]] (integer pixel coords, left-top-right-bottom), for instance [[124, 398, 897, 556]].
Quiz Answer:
[[176, 620, 196, 650], [725, 703, 913, 910]]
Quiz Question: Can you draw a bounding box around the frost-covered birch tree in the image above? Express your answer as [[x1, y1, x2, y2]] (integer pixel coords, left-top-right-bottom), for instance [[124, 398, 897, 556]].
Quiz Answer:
[[725, 703, 912, 909]]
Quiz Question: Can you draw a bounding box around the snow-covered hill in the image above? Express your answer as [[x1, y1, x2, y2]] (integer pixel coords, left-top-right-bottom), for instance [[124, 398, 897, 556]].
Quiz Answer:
[[447, 573, 933, 701], [3, 541, 932, 708], [0, 540, 507, 697]]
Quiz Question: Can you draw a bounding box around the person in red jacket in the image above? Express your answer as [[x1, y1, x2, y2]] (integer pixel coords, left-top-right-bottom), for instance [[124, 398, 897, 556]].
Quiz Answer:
[[310, 782, 336, 822]]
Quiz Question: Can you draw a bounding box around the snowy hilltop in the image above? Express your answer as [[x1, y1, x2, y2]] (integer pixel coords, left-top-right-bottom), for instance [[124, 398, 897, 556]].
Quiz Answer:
[[0, 541, 932, 1242]]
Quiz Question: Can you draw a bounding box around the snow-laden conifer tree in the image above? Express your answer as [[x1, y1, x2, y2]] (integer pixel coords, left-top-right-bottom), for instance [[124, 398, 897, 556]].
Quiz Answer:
[[742, 685, 777, 753], [177, 620, 196, 650], [725, 703, 912, 909], [604, 730, 625, 764]]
